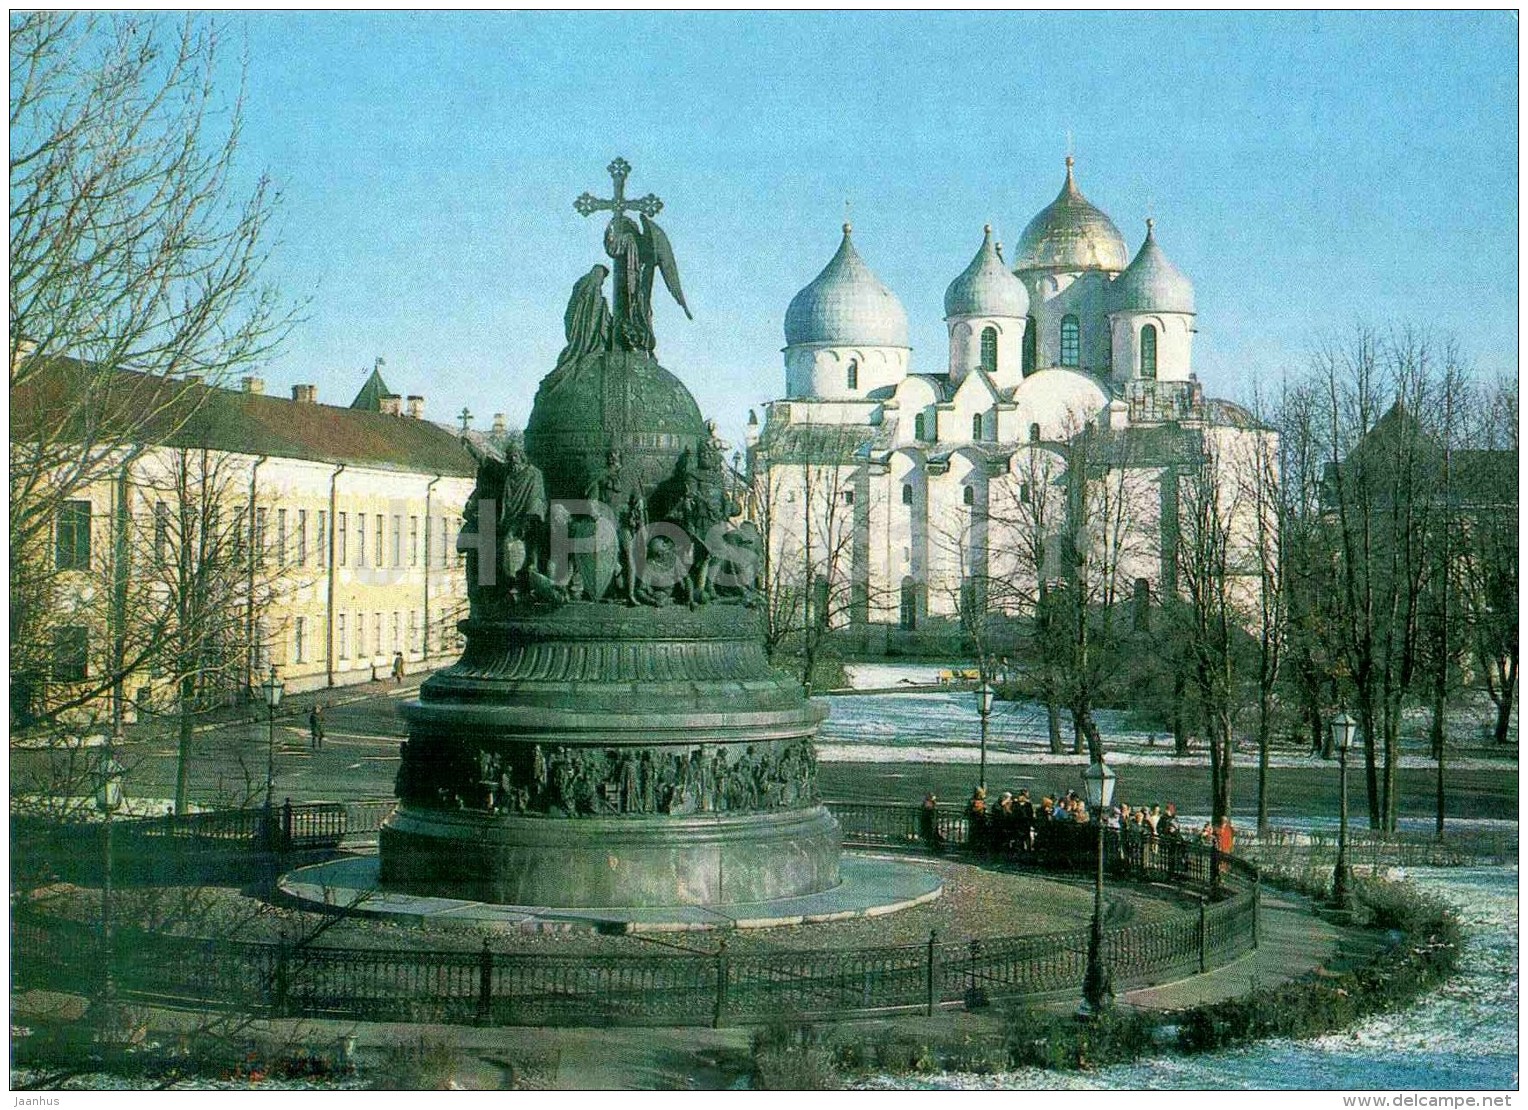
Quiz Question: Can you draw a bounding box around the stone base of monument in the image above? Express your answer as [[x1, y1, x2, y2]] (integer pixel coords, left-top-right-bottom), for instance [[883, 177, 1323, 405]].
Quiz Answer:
[[280, 853, 942, 933], [378, 804, 842, 908]]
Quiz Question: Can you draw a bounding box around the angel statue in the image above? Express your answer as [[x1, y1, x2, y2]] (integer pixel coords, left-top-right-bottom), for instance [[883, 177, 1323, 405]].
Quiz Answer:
[[574, 158, 692, 355], [605, 212, 691, 353]]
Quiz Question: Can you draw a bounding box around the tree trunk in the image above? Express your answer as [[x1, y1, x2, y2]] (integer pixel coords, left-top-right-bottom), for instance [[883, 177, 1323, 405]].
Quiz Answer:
[[1358, 694, 1381, 829], [174, 680, 194, 816], [1255, 700, 1271, 835], [1046, 697, 1064, 755], [1494, 656, 1517, 744], [1172, 670, 1189, 756]]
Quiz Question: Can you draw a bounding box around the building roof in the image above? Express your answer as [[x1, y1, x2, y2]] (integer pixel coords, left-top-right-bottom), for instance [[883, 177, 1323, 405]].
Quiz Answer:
[[1013, 158, 1130, 274], [1110, 220, 1196, 315], [350, 363, 393, 410], [784, 224, 910, 348], [13, 357, 476, 477], [944, 225, 1029, 319]]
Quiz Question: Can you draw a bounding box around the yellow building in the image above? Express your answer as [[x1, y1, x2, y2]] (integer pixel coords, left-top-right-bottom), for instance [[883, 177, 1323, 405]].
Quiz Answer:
[[13, 359, 480, 725]]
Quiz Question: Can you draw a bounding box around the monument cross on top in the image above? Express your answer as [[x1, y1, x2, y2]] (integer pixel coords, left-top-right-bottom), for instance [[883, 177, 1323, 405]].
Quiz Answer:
[[574, 156, 664, 223]]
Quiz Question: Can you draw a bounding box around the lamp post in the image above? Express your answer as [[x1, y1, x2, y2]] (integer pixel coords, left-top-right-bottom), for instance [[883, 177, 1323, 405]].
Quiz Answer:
[[1080, 755, 1117, 1017], [1331, 710, 1356, 911], [260, 665, 284, 844], [975, 681, 995, 790], [95, 746, 125, 998]]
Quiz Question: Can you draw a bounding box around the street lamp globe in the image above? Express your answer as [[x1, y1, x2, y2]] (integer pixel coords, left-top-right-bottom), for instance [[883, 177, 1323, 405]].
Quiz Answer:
[[1081, 757, 1116, 812], [1331, 711, 1356, 754], [976, 682, 994, 717], [260, 665, 284, 710]]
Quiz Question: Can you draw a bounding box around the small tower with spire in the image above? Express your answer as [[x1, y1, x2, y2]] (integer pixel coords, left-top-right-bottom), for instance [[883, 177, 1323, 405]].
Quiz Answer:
[[782, 221, 911, 401], [942, 224, 1029, 389], [1106, 217, 1197, 387]]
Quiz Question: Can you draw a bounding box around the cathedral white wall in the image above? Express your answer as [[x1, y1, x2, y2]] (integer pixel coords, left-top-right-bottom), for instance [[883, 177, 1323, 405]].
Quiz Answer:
[[946, 315, 1024, 387], [1108, 312, 1195, 384], [1009, 368, 1110, 442], [1020, 269, 1115, 374], [784, 342, 909, 400]]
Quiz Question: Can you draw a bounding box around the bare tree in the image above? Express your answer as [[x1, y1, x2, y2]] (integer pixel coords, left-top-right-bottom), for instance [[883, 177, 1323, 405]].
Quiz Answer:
[[10, 11, 290, 730], [749, 423, 873, 690]]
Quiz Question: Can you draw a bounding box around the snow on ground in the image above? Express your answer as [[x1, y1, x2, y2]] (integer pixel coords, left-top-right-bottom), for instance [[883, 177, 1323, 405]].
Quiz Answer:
[[817, 686, 1513, 772], [853, 864, 1518, 1091]]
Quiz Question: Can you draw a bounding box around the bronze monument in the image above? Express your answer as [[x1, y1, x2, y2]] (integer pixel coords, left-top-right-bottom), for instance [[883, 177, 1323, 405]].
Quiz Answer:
[[379, 159, 841, 907]]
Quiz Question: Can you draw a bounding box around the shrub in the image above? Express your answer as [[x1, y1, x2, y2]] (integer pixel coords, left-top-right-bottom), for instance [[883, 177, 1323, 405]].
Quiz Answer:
[[368, 1035, 468, 1091]]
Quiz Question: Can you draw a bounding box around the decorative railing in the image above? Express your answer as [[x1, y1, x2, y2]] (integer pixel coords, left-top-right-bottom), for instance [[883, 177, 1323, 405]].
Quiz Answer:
[[12, 800, 1259, 1027]]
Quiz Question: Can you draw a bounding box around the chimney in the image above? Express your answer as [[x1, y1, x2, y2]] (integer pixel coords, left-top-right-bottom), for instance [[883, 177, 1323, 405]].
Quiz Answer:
[[492, 413, 507, 435], [380, 393, 403, 417], [291, 384, 317, 404], [241, 376, 265, 395], [406, 395, 425, 420]]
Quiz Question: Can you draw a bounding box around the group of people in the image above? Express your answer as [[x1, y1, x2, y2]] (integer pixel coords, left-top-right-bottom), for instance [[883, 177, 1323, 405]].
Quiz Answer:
[[919, 786, 1235, 872]]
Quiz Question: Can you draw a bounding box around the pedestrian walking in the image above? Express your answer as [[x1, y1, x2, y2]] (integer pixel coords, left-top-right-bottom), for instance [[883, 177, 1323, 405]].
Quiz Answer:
[[392, 651, 405, 685], [309, 704, 325, 751]]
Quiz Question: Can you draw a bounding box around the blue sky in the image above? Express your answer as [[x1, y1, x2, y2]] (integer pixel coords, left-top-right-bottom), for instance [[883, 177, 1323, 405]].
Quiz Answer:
[[223, 10, 1517, 448]]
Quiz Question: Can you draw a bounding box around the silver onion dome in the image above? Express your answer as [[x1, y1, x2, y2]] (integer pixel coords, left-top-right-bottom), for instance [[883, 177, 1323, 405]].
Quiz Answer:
[[1013, 157, 1130, 274], [784, 223, 909, 348], [1110, 219, 1196, 314], [944, 225, 1029, 319]]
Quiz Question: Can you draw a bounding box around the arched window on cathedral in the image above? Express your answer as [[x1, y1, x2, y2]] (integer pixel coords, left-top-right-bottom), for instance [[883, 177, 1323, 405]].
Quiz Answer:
[[962, 485, 975, 507], [1029, 422, 1041, 443], [847, 359, 859, 390], [971, 413, 983, 440], [1022, 317, 1037, 376], [980, 326, 998, 373], [1060, 315, 1080, 367], [902, 483, 914, 506], [1139, 325, 1157, 379]]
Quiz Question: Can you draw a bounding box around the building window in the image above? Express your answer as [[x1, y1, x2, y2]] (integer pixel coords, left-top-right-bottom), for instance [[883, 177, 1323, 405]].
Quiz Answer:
[[317, 511, 327, 563], [358, 513, 366, 567], [846, 359, 858, 390], [1019, 481, 1032, 505], [438, 515, 448, 567], [456, 518, 466, 563], [842, 490, 854, 506], [254, 507, 267, 566], [56, 500, 92, 570], [409, 516, 419, 566], [374, 612, 383, 657], [391, 515, 401, 568], [51, 625, 88, 682], [1140, 323, 1158, 378], [296, 510, 308, 567], [408, 610, 418, 654], [1029, 423, 1041, 443], [1022, 317, 1037, 376], [913, 412, 926, 440], [901, 483, 914, 506], [980, 326, 998, 373], [1060, 315, 1080, 367], [294, 616, 306, 664], [962, 486, 975, 506], [338, 614, 347, 659], [971, 413, 983, 440], [392, 611, 400, 653], [375, 515, 384, 568], [338, 513, 347, 567], [276, 508, 287, 568], [900, 577, 918, 631], [153, 502, 170, 563]]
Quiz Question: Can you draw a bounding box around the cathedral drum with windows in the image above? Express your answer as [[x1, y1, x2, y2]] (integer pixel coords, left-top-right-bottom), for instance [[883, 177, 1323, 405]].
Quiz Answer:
[[750, 157, 1273, 650]]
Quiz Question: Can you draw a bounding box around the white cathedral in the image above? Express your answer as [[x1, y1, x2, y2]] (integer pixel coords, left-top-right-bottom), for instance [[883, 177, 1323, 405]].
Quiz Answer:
[[747, 158, 1272, 652]]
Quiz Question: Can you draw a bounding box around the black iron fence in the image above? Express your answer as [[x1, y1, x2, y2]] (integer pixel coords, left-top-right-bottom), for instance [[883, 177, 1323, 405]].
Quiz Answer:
[[12, 801, 1259, 1027]]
